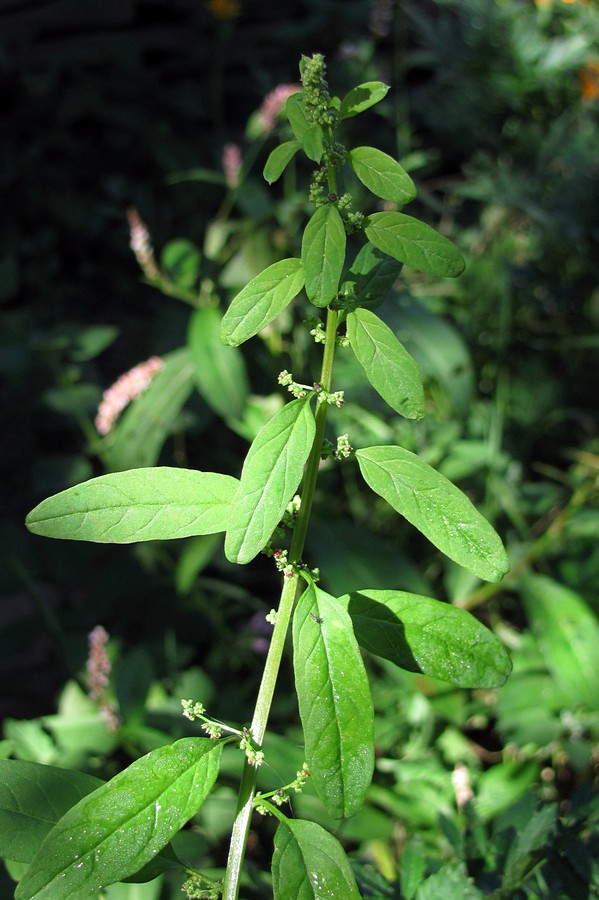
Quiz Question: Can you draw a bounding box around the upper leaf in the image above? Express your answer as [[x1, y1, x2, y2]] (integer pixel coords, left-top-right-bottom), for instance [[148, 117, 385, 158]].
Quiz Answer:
[[285, 92, 309, 141], [220, 258, 305, 346], [293, 583, 374, 818], [339, 589, 512, 688], [302, 125, 324, 164], [340, 242, 403, 311], [272, 818, 362, 900], [347, 308, 425, 419], [349, 146, 416, 206], [26, 467, 239, 543], [188, 305, 248, 420], [365, 211, 465, 277], [15, 738, 222, 899], [263, 141, 302, 184], [225, 397, 315, 564], [338, 81, 389, 119], [302, 204, 346, 308], [356, 446, 509, 582]]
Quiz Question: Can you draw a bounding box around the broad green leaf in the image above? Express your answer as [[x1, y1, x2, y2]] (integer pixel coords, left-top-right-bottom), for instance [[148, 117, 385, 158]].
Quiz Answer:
[[0, 761, 102, 864], [220, 258, 305, 346], [341, 242, 403, 311], [293, 584, 374, 818], [339, 81, 389, 120], [365, 211, 465, 277], [520, 574, 599, 709], [225, 398, 315, 564], [263, 141, 302, 184], [339, 589, 512, 688], [302, 125, 324, 164], [356, 446, 509, 582], [103, 348, 196, 472], [349, 146, 416, 206], [285, 92, 309, 141], [15, 738, 222, 900], [188, 306, 248, 420], [347, 308, 425, 419], [26, 467, 239, 543], [272, 819, 361, 900], [302, 205, 346, 308]]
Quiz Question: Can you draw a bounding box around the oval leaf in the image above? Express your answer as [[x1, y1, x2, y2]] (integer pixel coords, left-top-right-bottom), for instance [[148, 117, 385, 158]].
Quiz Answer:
[[225, 397, 315, 564], [263, 140, 302, 184], [365, 211, 465, 277], [339, 589, 512, 688], [339, 81, 389, 120], [15, 738, 222, 900], [285, 92, 309, 141], [349, 146, 416, 205], [188, 306, 248, 420], [220, 258, 305, 347], [26, 467, 239, 543], [302, 204, 346, 308], [272, 819, 361, 900], [293, 584, 374, 818], [347, 308, 425, 419], [302, 125, 324, 164], [356, 445, 509, 582]]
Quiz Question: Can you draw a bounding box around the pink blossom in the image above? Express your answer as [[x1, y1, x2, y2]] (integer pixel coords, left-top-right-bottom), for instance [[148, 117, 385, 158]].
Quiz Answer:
[[451, 763, 474, 810], [86, 626, 120, 733], [127, 207, 160, 279], [95, 355, 164, 435], [258, 84, 301, 134], [223, 142, 242, 188]]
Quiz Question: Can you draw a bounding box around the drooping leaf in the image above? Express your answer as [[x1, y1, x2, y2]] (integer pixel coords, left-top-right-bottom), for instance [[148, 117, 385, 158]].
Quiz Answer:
[[15, 738, 222, 900], [272, 818, 362, 900], [356, 446, 509, 582], [349, 146, 416, 205], [263, 141, 302, 184], [347, 308, 425, 419], [302, 205, 346, 308], [338, 81, 389, 119], [365, 211, 465, 277], [293, 583, 374, 818], [26, 467, 239, 543], [188, 306, 248, 420], [341, 242, 403, 311], [520, 574, 599, 709], [0, 761, 103, 865], [285, 92, 309, 141], [220, 258, 305, 347], [339, 589, 512, 688], [225, 398, 315, 565]]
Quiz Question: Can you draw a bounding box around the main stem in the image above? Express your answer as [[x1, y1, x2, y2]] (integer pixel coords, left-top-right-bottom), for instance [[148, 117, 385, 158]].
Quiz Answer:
[[222, 307, 340, 900]]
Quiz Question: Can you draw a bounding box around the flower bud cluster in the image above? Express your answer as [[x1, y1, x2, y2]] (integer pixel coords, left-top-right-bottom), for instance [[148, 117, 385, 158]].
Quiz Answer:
[[300, 54, 337, 128]]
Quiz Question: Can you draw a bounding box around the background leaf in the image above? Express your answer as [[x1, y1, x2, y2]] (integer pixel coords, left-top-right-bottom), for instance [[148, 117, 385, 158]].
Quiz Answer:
[[365, 212, 465, 277], [220, 258, 305, 346], [293, 584, 374, 818], [341, 243, 403, 311], [349, 146, 416, 205], [356, 445, 509, 582], [272, 818, 362, 899], [347, 308, 425, 419], [15, 738, 222, 900], [225, 398, 315, 564], [188, 306, 248, 421], [26, 467, 239, 543], [339, 81, 389, 119], [339, 589, 512, 688], [302, 205, 346, 308]]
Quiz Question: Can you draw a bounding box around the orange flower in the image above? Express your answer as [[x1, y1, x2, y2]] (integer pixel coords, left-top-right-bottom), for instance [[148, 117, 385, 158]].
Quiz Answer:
[[580, 61, 599, 100], [206, 0, 241, 20]]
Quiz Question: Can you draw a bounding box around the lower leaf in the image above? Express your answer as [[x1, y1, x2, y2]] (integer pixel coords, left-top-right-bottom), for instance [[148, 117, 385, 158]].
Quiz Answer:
[[272, 818, 361, 900]]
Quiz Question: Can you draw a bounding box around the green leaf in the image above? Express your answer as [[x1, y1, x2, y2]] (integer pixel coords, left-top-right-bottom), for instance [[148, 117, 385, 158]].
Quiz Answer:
[[502, 803, 557, 894], [365, 211, 465, 277], [339, 81, 389, 119], [103, 348, 196, 472], [225, 398, 315, 565], [302, 125, 324, 164], [341, 243, 403, 311], [15, 738, 222, 899], [188, 306, 248, 420], [0, 761, 103, 864], [347, 308, 425, 419], [263, 141, 302, 184], [285, 92, 309, 141], [161, 239, 201, 291], [293, 584, 374, 818], [272, 819, 362, 900], [302, 205, 346, 308], [356, 446, 509, 582], [26, 467, 239, 543], [349, 146, 416, 206], [220, 258, 305, 347], [520, 574, 599, 709], [339, 589, 512, 688]]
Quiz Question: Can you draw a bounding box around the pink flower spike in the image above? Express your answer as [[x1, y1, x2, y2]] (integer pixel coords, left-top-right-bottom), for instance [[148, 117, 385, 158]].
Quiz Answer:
[[95, 355, 164, 435], [127, 207, 160, 279], [223, 142, 242, 188], [258, 84, 301, 134]]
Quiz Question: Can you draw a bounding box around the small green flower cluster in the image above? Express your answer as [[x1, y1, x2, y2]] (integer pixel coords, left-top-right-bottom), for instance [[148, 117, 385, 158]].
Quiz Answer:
[[300, 53, 336, 128]]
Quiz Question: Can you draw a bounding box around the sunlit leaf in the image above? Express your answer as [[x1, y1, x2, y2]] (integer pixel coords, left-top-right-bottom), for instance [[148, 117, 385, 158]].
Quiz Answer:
[[263, 141, 302, 184], [302, 205, 346, 308], [365, 211, 465, 277], [339, 81, 389, 119], [272, 819, 361, 899], [349, 146, 416, 205]]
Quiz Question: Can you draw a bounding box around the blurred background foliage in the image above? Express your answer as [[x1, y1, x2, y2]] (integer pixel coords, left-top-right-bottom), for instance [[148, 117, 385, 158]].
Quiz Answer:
[[1, 0, 599, 897]]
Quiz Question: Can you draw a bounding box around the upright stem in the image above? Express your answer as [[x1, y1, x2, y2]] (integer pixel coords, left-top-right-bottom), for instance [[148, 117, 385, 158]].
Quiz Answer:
[[222, 307, 340, 900]]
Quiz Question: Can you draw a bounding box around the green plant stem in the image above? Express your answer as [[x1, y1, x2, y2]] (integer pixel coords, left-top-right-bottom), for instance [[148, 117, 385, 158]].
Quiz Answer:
[[222, 306, 340, 900]]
